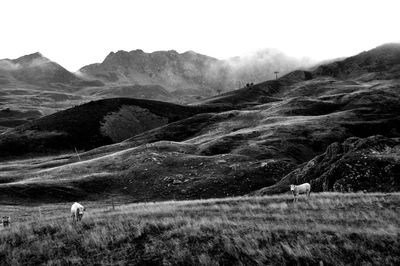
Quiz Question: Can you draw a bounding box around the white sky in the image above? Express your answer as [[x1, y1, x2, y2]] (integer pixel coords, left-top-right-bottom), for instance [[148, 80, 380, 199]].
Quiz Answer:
[[0, 0, 399, 71]]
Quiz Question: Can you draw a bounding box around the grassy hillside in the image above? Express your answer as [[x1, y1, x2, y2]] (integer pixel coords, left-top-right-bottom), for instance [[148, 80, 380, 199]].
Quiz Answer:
[[253, 135, 400, 195], [313, 43, 400, 81], [0, 141, 295, 203], [0, 98, 230, 157], [1, 44, 400, 204], [1, 75, 399, 201], [0, 193, 399, 265]]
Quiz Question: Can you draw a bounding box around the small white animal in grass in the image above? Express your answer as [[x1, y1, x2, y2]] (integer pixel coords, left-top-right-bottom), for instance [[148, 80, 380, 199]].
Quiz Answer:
[[290, 183, 311, 202], [71, 202, 85, 223], [2, 216, 10, 227]]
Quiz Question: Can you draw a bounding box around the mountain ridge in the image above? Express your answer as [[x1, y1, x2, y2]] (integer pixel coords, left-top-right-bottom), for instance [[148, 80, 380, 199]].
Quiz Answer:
[[1, 43, 400, 203]]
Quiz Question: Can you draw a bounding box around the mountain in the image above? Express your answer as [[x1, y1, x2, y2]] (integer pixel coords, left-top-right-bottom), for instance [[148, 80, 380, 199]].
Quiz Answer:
[[79, 49, 314, 98], [0, 48, 313, 131], [0, 49, 311, 133], [0, 52, 102, 88], [313, 43, 400, 80], [0, 53, 103, 129], [1, 43, 400, 203], [79, 50, 221, 93]]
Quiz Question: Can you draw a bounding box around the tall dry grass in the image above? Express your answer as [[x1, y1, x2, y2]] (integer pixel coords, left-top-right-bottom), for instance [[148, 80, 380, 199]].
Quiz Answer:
[[0, 193, 399, 265]]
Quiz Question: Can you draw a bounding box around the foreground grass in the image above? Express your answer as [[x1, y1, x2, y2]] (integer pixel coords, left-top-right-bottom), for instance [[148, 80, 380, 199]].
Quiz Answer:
[[1, 193, 399, 265]]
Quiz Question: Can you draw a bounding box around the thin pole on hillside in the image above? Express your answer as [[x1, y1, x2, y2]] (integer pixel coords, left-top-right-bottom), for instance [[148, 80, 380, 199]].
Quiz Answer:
[[274, 71, 279, 80], [74, 147, 81, 161]]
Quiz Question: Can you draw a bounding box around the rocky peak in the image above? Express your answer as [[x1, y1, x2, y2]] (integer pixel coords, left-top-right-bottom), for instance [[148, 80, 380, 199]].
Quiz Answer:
[[12, 52, 48, 65]]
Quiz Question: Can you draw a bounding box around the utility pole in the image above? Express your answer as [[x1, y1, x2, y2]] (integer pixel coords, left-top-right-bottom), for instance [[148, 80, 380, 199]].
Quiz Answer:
[[74, 147, 81, 161], [274, 71, 279, 80], [236, 81, 240, 89]]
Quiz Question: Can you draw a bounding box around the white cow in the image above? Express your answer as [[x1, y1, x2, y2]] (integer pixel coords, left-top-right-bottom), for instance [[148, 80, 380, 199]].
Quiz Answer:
[[290, 183, 311, 202], [71, 202, 85, 222], [2, 216, 10, 227]]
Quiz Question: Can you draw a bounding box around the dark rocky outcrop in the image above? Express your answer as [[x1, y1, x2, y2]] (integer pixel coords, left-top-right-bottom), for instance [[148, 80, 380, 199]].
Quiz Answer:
[[253, 135, 400, 195]]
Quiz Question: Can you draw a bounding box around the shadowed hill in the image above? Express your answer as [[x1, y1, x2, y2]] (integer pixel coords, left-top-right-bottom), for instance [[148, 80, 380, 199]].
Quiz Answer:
[[1, 78, 399, 202], [124, 82, 400, 161], [0, 98, 231, 157], [1, 43, 400, 203]]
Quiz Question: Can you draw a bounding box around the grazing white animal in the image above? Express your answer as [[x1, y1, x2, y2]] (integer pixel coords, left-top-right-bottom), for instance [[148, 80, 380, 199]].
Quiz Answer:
[[290, 183, 311, 202], [71, 202, 85, 222], [2, 216, 10, 227]]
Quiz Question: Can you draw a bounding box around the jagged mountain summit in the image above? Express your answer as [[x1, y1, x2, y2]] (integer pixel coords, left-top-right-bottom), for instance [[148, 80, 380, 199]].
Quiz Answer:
[[1, 43, 400, 203], [0, 48, 313, 132], [79, 48, 313, 97], [79, 49, 222, 97]]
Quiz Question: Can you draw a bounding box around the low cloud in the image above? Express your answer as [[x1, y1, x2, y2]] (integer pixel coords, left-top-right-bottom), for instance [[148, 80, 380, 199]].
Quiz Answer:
[[0, 56, 51, 71], [205, 48, 316, 90]]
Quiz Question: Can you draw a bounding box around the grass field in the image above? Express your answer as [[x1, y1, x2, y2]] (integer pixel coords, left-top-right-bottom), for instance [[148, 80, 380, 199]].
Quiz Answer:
[[1, 193, 399, 265]]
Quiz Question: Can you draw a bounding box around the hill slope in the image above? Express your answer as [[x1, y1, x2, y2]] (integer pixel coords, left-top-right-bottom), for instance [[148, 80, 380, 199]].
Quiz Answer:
[[0, 98, 230, 157], [313, 43, 400, 81], [0, 49, 312, 132], [1, 43, 400, 203], [252, 135, 400, 195]]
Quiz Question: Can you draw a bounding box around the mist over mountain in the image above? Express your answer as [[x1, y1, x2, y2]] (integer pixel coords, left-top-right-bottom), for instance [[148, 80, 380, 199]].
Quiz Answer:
[[1, 43, 400, 204], [1, 42, 400, 265], [220, 48, 313, 85], [79, 48, 314, 98], [0, 48, 313, 130], [2, 0, 400, 262], [0, 53, 105, 130], [0, 52, 99, 88]]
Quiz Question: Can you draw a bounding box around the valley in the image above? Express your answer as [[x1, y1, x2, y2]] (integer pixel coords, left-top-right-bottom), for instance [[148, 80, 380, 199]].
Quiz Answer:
[[1, 44, 400, 205], [2, 1, 399, 265]]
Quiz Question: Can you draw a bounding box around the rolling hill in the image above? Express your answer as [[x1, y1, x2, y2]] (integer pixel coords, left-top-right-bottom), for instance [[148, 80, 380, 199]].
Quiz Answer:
[[0, 49, 312, 132], [0, 43, 400, 204], [0, 98, 230, 158]]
